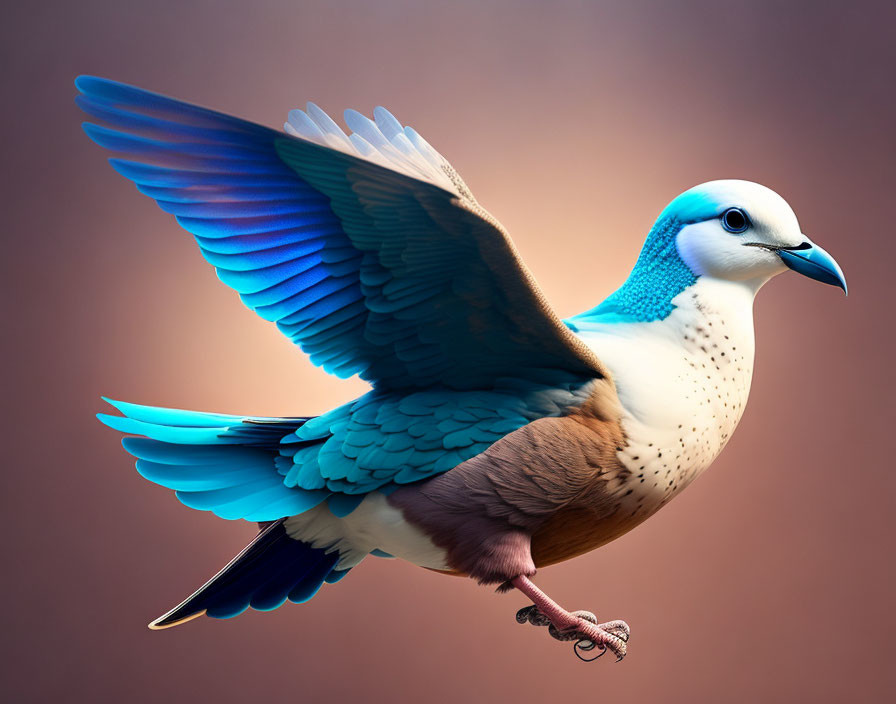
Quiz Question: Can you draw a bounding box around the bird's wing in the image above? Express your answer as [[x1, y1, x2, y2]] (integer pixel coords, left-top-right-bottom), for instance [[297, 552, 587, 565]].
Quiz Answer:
[[77, 76, 606, 389]]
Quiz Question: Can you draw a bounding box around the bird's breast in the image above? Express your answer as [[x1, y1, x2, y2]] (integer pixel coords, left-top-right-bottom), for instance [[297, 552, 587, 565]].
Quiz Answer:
[[577, 279, 757, 514]]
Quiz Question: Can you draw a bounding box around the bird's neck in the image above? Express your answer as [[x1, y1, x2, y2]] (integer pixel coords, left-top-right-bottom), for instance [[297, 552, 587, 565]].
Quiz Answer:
[[568, 218, 697, 327], [571, 276, 759, 352]]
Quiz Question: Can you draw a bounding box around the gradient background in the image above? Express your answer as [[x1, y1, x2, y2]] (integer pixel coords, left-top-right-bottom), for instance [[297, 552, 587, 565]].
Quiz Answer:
[[3, 1, 895, 701]]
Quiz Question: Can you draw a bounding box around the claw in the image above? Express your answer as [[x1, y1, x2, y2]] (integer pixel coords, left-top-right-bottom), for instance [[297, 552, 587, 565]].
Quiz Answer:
[[508, 576, 629, 663], [598, 619, 631, 640], [570, 621, 628, 661], [608, 638, 627, 662], [602, 625, 629, 643]]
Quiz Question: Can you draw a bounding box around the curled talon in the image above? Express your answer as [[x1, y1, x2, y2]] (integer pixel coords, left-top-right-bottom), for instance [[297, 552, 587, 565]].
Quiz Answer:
[[515, 606, 534, 624], [510, 576, 630, 663], [598, 619, 631, 639], [569, 610, 598, 624], [605, 636, 627, 662], [529, 613, 552, 627], [598, 623, 631, 643], [610, 629, 629, 644], [515, 605, 552, 627]]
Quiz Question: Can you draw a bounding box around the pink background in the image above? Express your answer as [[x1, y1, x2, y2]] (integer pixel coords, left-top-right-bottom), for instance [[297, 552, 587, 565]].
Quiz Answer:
[[4, 1, 894, 701]]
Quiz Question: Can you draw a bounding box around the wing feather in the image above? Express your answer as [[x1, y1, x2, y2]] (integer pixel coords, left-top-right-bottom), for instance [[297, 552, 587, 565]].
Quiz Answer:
[[77, 76, 607, 390]]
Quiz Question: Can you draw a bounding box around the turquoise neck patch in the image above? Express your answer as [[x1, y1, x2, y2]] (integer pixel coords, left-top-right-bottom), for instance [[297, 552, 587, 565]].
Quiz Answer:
[[568, 217, 698, 328]]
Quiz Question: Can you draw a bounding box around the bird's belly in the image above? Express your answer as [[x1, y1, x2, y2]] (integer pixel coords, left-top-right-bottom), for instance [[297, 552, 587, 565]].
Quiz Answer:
[[531, 505, 650, 567]]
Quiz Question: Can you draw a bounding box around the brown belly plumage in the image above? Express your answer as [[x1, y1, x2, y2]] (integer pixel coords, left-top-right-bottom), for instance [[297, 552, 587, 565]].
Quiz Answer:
[[397, 379, 636, 582], [531, 505, 646, 567]]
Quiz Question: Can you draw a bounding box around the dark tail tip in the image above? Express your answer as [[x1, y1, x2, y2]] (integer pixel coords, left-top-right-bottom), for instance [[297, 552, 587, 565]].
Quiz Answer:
[[149, 608, 208, 630], [147, 520, 341, 630]]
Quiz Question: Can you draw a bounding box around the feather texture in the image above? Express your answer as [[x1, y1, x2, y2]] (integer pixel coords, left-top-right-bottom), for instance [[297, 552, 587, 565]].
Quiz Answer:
[[97, 402, 328, 521], [76, 76, 605, 390], [150, 520, 342, 627]]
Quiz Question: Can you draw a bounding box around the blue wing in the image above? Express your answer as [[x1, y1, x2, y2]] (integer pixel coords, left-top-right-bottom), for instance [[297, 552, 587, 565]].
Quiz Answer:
[[77, 76, 605, 389]]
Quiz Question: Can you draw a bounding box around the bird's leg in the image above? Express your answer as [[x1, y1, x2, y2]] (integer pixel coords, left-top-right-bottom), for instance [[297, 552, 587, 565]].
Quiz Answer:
[[511, 575, 630, 661]]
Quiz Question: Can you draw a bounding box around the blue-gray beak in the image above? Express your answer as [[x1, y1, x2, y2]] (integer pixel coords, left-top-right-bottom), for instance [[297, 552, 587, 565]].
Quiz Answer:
[[776, 237, 847, 294]]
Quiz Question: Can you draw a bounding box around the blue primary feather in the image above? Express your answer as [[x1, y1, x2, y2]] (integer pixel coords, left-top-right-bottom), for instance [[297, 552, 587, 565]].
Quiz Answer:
[[76, 75, 602, 390]]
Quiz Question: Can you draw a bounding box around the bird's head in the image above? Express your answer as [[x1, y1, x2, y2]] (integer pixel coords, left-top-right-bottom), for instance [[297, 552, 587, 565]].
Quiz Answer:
[[571, 179, 846, 327], [666, 179, 847, 294]]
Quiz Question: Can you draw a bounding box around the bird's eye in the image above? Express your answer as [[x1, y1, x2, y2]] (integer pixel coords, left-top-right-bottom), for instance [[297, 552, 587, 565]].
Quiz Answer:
[[721, 208, 750, 234]]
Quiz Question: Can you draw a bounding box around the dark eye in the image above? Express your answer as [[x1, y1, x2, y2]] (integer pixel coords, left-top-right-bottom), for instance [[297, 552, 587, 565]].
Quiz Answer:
[[721, 207, 750, 234]]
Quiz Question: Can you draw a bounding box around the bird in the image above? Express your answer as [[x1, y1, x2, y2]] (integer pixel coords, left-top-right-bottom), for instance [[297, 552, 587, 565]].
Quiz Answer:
[[78, 75, 847, 662]]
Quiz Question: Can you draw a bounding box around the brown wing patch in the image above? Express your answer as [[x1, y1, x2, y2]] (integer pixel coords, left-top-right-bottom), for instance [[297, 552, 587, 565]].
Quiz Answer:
[[392, 380, 635, 582]]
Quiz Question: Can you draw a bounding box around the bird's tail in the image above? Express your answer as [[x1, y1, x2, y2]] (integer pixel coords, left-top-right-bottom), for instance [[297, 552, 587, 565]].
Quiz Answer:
[[151, 519, 348, 629], [96, 398, 352, 627], [97, 397, 332, 522]]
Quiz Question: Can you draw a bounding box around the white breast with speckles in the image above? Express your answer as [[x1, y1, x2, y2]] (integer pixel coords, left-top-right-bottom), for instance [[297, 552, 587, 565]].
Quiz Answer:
[[576, 277, 758, 515]]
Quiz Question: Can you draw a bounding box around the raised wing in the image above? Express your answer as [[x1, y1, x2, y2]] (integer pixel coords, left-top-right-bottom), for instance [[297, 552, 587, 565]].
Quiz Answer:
[[77, 76, 605, 389]]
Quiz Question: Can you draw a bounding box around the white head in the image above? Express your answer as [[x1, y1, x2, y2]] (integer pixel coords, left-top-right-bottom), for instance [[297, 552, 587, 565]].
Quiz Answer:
[[572, 180, 846, 327], [668, 180, 847, 293]]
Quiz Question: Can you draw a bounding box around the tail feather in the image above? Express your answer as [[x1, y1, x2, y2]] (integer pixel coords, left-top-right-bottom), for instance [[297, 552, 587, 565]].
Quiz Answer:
[[150, 519, 341, 629], [97, 398, 330, 522], [97, 399, 356, 627]]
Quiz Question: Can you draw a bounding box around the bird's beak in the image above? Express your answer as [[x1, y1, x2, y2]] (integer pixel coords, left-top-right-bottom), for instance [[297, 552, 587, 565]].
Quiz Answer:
[[776, 236, 848, 295]]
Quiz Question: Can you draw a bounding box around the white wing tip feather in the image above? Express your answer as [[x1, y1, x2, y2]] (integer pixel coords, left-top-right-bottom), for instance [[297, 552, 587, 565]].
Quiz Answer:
[[284, 103, 459, 195]]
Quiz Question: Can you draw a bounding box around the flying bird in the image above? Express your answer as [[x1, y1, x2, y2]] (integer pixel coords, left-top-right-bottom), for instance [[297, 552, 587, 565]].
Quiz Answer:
[[79, 76, 846, 661]]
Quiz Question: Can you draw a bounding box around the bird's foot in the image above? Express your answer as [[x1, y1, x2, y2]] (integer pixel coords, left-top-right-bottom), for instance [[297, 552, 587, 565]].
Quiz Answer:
[[515, 605, 630, 662]]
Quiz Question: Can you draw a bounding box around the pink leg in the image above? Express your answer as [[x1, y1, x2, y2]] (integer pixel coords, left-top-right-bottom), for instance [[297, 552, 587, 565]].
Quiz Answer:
[[511, 575, 630, 661]]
